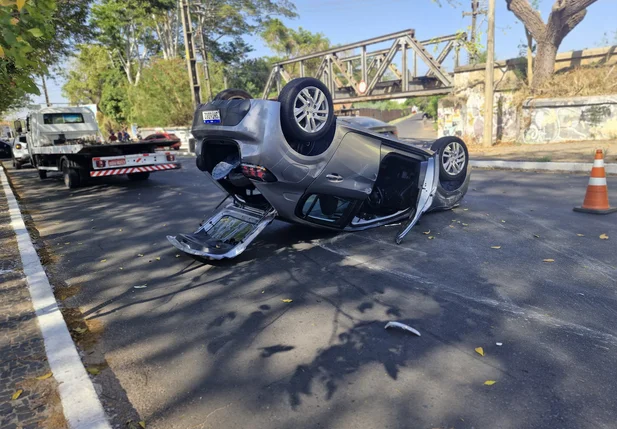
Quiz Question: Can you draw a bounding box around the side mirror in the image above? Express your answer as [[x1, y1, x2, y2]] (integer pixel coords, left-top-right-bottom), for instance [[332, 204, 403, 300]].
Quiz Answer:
[[14, 120, 23, 134]]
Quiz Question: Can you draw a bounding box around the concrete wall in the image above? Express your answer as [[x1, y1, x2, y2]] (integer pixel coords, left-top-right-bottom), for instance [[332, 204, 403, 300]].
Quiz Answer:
[[438, 91, 518, 143], [439, 45, 617, 144], [521, 95, 617, 144]]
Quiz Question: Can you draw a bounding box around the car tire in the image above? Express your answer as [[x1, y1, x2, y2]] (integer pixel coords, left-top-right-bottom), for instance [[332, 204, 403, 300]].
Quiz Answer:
[[431, 136, 469, 182], [38, 169, 47, 180], [279, 77, 335, 143], [62, 162, 81, 189], [213, 89, 252, 100], [127, 172, 150, 181], [15, 161, 22, 170]]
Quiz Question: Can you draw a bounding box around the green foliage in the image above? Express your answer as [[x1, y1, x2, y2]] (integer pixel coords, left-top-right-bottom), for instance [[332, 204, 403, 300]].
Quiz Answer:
[[226, 58, 273, 97], [127, 58, 194, 127], [404, 95, 443, 118], [261, 19, 330, 76], [353, 101, 405, 111]]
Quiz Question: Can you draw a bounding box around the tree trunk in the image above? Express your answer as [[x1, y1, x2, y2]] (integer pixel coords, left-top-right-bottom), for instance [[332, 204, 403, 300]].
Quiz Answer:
[[525, 29, 533, 86], [532, 41, 558, 89]]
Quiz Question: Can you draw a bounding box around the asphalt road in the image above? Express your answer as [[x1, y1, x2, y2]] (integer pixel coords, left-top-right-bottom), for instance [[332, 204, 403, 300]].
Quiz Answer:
[[3, 158, 617, 429], [396, 113, 437, 141]]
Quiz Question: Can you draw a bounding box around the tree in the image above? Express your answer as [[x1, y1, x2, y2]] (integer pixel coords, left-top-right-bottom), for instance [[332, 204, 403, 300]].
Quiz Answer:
[[506, 0, 600, 89], [226, 58, 273, 97], [151, 0, 181, 59], [261, 19, 330, 77], [91, 0, 161, 85]]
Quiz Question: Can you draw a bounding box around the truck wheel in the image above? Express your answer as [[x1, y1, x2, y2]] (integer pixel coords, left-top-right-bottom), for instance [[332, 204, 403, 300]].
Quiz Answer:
[[62, 163, 81, 189], [279, 77, 334, 142], [431, 136, 469, 182], [127, 172, 150, 181], [213, 89, 252, 100], [38, 170, 47, 180]]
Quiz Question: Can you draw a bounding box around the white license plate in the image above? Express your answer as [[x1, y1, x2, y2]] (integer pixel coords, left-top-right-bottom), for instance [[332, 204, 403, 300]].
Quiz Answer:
[[109, 159, 126, 166], [202, 110, 221, 124]]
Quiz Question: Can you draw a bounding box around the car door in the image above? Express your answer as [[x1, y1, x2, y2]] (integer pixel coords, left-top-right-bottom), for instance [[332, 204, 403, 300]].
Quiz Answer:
[[295, 131, 382, 228]]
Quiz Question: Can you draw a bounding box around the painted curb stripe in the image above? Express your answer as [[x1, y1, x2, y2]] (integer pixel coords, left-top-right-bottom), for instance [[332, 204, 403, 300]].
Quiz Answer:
[[470, 160, 617, 174], [0, 167, 111, 429]]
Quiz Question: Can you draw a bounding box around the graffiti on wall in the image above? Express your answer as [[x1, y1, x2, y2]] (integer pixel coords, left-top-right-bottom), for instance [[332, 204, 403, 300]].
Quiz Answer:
[[523, 101, 617, 144], [438, 106, 464, 137]]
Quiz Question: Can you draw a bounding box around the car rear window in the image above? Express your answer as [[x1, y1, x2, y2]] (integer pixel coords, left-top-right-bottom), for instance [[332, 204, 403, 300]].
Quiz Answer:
[[43, 113, 85, 125]]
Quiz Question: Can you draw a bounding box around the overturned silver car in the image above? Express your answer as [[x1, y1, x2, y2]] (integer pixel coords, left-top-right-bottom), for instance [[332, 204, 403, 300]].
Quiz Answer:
[[168, 78, 470, 260]]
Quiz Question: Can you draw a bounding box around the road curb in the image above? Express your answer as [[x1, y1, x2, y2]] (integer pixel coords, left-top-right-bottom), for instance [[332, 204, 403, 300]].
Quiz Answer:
[[470, 160, 617, 174], [0, 166, 111, 429]]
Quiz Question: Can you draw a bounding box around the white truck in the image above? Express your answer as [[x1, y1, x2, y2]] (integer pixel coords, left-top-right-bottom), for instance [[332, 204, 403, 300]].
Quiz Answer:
[[16, 106, 181, 189]]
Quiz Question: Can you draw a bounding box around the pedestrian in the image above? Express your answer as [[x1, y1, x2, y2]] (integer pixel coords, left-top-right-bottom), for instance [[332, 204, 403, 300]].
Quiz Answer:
[[109, 131, 117, 142], [123, 129, 131, 142]]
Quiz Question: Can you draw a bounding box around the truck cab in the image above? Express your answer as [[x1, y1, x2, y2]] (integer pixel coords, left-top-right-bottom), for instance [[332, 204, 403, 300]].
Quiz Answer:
[[26, 106, 101, 149]]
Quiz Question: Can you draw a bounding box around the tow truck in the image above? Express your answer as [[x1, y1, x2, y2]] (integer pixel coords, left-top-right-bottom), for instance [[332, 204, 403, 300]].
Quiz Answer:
[[16, 106, 181, 189]]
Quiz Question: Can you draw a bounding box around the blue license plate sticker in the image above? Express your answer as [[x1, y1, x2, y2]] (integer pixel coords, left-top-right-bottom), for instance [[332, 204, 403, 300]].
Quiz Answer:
[[202, 110, 221, 124]]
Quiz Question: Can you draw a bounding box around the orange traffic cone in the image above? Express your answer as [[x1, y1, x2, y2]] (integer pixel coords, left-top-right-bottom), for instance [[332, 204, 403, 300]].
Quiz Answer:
[[573, 149, 616, 214]]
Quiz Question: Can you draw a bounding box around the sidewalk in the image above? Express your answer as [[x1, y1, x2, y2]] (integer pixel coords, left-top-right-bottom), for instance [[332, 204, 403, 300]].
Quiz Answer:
[[0, 179, 67, 428], [468, 139, 617, 163]]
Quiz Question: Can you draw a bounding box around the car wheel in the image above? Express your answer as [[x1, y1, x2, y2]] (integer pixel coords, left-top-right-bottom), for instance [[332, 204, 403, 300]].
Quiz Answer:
[[127, 172, 150, 181], [279, 77, 334, 142], [431, 136, 469, 182], [15, 161, 22, 170], [62, 162, 81, 189], [38, 169, 47, 180], [213, 89, 252, 100]]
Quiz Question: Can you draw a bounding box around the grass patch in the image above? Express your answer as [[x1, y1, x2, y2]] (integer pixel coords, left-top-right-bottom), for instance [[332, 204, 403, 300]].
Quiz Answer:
[[535, 156, 552, 162]]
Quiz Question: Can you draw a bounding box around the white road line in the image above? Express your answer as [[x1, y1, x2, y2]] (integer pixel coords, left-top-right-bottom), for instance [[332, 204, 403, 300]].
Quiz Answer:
[[0, 166, 111, 429]]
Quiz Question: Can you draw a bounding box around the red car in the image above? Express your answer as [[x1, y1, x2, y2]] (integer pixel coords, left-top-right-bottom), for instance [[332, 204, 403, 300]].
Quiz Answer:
[[143, 132, 182, 150]]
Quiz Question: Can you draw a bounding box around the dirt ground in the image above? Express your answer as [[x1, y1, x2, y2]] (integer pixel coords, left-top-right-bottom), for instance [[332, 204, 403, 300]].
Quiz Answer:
[[468, 140, 617, 163]]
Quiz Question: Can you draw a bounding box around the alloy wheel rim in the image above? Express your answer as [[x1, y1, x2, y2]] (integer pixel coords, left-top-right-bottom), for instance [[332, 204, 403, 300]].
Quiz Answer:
[[293, 86, 329, 133], [442, 141, 466, 175]]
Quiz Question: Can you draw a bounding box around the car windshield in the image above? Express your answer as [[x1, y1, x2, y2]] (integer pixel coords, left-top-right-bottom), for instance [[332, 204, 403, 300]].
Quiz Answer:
[[43, 113, 85, 125]]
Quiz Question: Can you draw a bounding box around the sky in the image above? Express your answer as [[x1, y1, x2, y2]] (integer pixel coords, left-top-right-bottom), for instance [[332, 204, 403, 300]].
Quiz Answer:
[[30, 0, 616, 108]]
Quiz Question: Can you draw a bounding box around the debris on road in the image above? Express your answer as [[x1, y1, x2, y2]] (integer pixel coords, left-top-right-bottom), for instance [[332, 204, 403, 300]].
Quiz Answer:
[[133, 285, 148, 289], [11, 389, 23, 400], [491, 246, 501, 249], [475, 347, 485, 356], [543, 259, 555, 263], [36, 372, 53, 380], [577, 234, 585, 237], [423, 230, 431, 235], [385, 321, 421, 337], [281, 299, 293, 303], [600, 233, 609, 240], [496, 342, 503, 346], [484, 380, 497, 386]]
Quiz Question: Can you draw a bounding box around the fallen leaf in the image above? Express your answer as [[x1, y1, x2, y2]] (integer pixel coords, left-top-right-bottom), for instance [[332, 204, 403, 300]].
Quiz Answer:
[[428, 236, 435, 240], [64, 242, 70, 245], [119, 267, 123, 270], [496, 342, 503, 346], [86, 367, 100, 376], [491, 246, 501, 249], [501, 220, 506, 223], [11, 389, 23, 400], [137, 254, 144, 257], [484, 380, 496, 386], [576, 234, 584, 237], [133, 285, 147, 289], [100, 259, 107, 263], [281, 299, 293, 303], [533, 234, 540, 238], [119, 229, 123, 232], [163, 224, 167, 227], [139, 422, 146, 429], [449, 225, 455, 228], [155, 257, 161, 261], [543, 259, 555, 263], [175, 254, 180, 258], [599, 233, 609, 240], [36, 372, 53, 380], [462, 223, 469, 226], [423, 230, 431, 235], [73, 327, 87, 334], [463, 208, 469, 211], [78, 242, 83, 245], [475, 347, 485, 356]]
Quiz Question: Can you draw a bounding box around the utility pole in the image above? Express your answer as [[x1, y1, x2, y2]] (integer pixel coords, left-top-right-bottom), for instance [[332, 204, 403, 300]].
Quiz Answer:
[[180, 0, 201, 108], [196, 16, 213, 101], [462, 0, 486, 64], [482, 0, 495, 147], [40, 74, 51, 106]]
